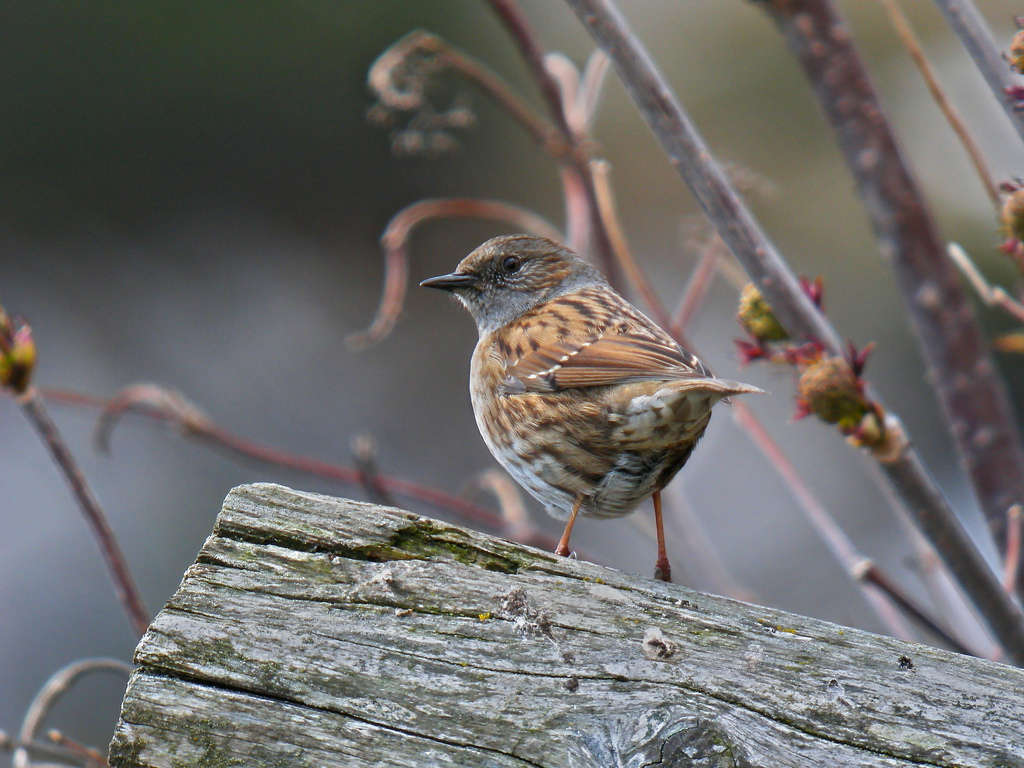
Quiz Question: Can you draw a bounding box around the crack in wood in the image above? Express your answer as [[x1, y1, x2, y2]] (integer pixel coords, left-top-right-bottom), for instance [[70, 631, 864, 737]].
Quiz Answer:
[[109, 485, 1024, 768]]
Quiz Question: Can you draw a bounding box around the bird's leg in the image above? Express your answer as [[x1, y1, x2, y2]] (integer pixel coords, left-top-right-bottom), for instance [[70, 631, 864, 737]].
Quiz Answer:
[[555, 496, 583, 557], [653, 490, 671, 582]]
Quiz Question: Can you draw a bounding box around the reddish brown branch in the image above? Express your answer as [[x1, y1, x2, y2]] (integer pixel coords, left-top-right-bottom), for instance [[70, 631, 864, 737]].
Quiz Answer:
[[590, 159, 673, 329], [671, 236, 727, 337], [45, 730, 108, 767], [486, 0, 622, 286], [1006, 504, 1023, 592], [857, 561, 973, 655], [16, 388, 149, 637], [348, 198, 562, 349], [42, 387, 561, 552], [12, 657, 130, 768]]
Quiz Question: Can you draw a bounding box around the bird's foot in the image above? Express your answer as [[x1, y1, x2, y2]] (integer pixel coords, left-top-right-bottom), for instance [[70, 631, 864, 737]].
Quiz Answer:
[[654, 557, 672, 583]]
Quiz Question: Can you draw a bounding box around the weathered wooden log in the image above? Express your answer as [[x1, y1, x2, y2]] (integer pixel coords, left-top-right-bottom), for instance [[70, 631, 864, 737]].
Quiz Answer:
[[109, 483, 1024, 767]]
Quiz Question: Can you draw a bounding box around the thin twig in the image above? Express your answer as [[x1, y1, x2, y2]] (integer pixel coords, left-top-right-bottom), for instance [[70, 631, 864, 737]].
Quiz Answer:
[[1006, 505, 1023, 592], [590, 159, 674, 329], [878, 0, 1000, 207], [351, 434, 398, 507], [13, 658, 131, 768], [1, 734, 98, 768], [588, 126, 970, 651], [486, 0, 622, 286], [764, 0, 1024, 570], [564, 0, 838, 351], [931, 0, 1024, 145], [42, 387, 561, 551], [16, 388, 149, 637], [466, 468, 533, 542], [948, 241, 1024, 323], [857, 562, 974, 655], [347, 198, 562, 349], [45, 731, 108, 767], [732, 404, 915, 645], [562, 0, 1024, 662], [671, 236, 727, 337]]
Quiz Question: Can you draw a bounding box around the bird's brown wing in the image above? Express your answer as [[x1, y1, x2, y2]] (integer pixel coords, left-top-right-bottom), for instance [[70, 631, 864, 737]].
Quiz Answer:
[[505, 334, 702, 392], [500, 289, 707, 393]]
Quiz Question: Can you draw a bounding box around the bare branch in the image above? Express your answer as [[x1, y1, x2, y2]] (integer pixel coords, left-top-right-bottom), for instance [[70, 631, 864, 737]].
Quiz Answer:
[[671, 236, 728, 337], [17, 388, 149, 637], [587, 122, 977, 653], [466, 468, 533, 543], [932, 0, 1024, 145], [45, 731, 108, 768], [563, 0, 838, 352], [350, 433, 398, 508], [1007, 505, 1023, 593], [43, 386, 562, 552], [13, 658, 130, 768], [561, 0, 1024, 662], [486, 0, 622, 285], [948, 242, 1024, 324], [877, 0, 1001, 208], [590, 159, 673, 329], [762, 0, 1024, 570], [348, 198, 562, 349]]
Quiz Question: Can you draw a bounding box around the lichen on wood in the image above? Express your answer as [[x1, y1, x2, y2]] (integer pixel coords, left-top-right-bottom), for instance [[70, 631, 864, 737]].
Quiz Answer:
[[109, 483, 1024, 767]]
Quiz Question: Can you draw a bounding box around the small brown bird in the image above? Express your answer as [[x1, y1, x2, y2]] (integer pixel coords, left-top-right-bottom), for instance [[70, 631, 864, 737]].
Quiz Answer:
[[421, 235, 760, 581]]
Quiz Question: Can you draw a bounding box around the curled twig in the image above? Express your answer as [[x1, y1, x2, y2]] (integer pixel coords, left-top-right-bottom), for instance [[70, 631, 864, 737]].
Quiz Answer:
[[95, 382, 211, 453], [369, 29, 565, 156], [12, 658, 130, 768], [347, 198, 562, 349]]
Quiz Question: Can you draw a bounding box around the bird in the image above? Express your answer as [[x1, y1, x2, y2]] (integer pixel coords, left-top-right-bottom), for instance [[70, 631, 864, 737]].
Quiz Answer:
[[420, 235, 761, 581]]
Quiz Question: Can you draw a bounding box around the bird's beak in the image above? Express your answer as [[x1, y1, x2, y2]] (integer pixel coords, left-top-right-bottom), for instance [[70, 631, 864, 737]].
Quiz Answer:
[[419, 272, 477, 291]]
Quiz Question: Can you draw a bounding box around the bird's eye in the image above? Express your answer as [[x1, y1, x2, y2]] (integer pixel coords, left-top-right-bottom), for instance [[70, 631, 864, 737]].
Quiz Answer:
[[502, 256, 521, 273]]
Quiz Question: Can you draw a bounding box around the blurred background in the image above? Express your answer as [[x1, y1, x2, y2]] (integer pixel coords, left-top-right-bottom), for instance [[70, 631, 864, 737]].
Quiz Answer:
[[2, 0, 1022, 755]]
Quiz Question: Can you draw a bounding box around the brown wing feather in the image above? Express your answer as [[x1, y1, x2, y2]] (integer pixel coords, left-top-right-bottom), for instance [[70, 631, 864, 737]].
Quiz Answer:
[[501, 287, 706, 393], [501, 327, 704, 393]]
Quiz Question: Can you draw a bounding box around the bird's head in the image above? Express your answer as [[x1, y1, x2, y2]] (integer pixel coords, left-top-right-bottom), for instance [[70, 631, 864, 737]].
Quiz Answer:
[[420, 235, 606, 333]]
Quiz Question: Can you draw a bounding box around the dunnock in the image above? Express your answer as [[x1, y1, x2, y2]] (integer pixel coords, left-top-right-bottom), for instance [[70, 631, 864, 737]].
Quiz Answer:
[[422, 235, 760, 581]]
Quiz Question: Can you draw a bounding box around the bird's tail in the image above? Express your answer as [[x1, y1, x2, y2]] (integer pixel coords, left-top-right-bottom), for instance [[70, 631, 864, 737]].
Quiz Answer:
[[676, 377, 764, 396]]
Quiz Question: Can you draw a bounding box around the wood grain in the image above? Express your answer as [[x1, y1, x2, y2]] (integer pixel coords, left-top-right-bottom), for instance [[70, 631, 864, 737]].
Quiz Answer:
[[109, 483, 1024, 767]]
